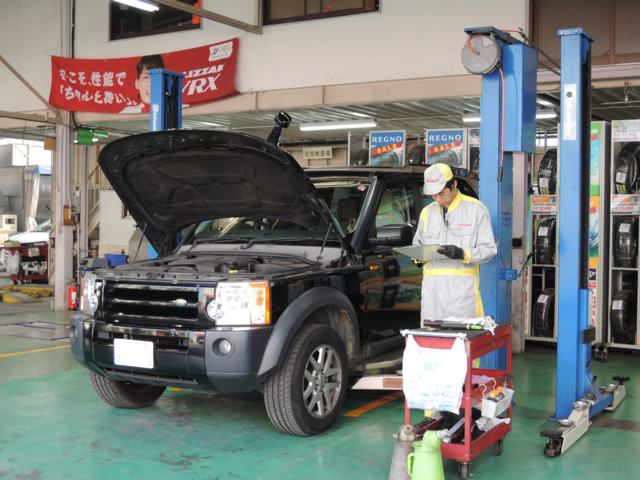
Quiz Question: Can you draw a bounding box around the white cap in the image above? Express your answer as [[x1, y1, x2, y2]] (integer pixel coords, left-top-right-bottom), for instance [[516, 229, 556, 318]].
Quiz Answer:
[[424, 163, 454, 195]]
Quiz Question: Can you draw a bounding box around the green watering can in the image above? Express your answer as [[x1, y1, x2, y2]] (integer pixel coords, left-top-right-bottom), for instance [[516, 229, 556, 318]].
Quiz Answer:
[[407, 430, 449, 480]]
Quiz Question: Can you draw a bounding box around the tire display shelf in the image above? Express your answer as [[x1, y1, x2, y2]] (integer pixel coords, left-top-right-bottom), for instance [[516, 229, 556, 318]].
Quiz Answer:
[[525, 194, 558, 342], [608, 120, 640, 352]]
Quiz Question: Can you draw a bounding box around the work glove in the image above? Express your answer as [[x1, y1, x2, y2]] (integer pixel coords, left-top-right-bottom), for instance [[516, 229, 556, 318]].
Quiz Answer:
[[438, 244, 465, 260]]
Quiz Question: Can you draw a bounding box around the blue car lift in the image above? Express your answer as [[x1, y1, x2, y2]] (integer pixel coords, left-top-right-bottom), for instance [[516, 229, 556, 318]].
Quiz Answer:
[[465, 26, 628, 457], [144, 68, 185, 260], [540, 28, 627, 457]]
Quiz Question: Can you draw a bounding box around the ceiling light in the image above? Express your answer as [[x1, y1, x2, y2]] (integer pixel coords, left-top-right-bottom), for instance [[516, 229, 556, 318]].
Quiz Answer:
[[299, 119, 377, 131], [114, 0, 159, 12], [462, 114, 481, 123], [536, 110, 557, 119], [462, 110, 557, 123]]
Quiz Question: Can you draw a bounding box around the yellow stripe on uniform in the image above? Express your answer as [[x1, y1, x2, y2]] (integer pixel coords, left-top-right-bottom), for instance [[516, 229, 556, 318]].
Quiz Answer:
[[0, 345, 70, 358], [422, 267, 478, 276]]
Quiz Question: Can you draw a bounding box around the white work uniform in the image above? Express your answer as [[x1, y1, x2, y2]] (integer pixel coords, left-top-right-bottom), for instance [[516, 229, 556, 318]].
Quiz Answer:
[[412, 190, 497, 323]]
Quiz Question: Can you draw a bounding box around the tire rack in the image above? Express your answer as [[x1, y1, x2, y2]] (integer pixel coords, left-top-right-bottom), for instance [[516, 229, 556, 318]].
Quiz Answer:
[[525, 194, 559, 342], [608, 120, 640, 352], [525, 122, 611, 346]]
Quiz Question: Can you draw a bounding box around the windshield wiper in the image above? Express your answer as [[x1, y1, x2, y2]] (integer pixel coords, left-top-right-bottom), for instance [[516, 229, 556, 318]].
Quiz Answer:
[[241, 237, 324, 250], [186, 236, 251, 253]]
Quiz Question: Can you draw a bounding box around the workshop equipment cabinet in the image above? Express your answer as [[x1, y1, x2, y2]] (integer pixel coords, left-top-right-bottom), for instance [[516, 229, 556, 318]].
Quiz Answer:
[[405, 324, 513, 480]]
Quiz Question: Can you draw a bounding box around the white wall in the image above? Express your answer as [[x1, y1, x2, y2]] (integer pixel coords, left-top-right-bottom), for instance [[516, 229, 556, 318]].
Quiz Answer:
[[99, 189, 135, 253], [0, 0, 67, 112], [1, 0, 528, 113]]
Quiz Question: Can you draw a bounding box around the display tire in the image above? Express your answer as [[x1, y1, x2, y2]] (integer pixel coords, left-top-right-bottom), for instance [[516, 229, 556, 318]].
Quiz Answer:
[[610, 289, 637, 345], [264, 323, 348, 436], [533, 288, 555, 338], [614, 142, 640, 194], [536, 216, 556, 265], [537, 149, 557, 195], [89, 372, 166, 408], [614, 216, 638, 268], [407, 144, 425, 164]]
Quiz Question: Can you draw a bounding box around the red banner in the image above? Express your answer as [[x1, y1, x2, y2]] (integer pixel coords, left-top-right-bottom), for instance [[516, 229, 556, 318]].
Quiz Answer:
[[49, 38, 239, 114]]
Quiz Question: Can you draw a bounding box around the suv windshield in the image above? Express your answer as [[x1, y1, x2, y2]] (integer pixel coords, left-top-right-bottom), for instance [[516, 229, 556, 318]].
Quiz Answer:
[[185, 178, 371, 244]]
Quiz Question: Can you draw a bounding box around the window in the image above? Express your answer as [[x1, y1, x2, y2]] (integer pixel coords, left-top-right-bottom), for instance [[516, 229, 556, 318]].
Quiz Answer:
[[375, 180, 416, 230], [531, 0, 640, 66], [264, 0, 379, 25], [110, 0, 201, 41]]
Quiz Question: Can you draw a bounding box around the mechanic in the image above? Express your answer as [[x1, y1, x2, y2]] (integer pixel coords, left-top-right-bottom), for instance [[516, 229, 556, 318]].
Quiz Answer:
[[412, 163, 497, 427]]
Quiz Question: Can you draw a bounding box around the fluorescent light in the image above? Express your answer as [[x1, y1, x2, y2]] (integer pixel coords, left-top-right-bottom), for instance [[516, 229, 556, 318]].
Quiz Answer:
[[114, 0, 159, 12], [462, 114, 481, 123], [462, 110, 557, 123], [536, 110, 557, 119], [299, 119, 377, 131]]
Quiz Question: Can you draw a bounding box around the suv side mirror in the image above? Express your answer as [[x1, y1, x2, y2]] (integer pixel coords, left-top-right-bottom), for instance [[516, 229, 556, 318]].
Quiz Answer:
[[369, 224, 413, 247]]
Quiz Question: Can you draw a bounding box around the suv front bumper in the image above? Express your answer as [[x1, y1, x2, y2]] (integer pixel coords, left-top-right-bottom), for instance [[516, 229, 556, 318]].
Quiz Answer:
[[69, 314, 273, 392]]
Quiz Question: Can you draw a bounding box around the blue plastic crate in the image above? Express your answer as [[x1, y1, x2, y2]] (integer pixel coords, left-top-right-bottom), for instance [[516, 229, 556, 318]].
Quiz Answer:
[[105, 253, 127, 266]]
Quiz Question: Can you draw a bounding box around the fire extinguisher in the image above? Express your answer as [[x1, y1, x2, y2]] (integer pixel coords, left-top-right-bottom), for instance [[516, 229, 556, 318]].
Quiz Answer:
[[68, 283, 79, 310]]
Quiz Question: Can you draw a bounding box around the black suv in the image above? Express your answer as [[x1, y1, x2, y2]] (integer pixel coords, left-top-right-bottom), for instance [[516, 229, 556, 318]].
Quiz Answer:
[[70, 123, 478, 436]]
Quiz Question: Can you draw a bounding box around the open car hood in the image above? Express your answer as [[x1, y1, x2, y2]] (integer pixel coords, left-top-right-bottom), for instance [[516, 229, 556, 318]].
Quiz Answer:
[[98, 130, 342, 254]]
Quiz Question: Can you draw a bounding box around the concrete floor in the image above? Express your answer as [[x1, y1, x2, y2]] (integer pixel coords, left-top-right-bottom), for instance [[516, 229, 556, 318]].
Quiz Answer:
[[0, 294, 638, 480]]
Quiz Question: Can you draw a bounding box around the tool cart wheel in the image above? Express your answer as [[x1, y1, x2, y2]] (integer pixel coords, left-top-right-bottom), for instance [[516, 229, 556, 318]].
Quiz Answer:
[[493, 438, 504, 455], [458, 462, 470, 480]]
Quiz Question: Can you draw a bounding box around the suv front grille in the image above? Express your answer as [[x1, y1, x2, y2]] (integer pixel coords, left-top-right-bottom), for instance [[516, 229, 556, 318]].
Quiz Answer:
[[103, 283, 199, 324]]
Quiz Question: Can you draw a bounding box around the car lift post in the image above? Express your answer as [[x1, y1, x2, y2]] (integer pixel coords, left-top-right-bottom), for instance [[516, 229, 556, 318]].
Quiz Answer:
[[540, 28, 628, 457], [149, 68, 184, 132], [144, 68, 185, 260], [463, 27, 537, 370]]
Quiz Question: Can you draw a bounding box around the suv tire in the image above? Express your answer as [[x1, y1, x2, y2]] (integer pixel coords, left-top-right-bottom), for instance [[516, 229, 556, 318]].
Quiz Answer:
[[89, 372, 166, 408], [264, 323, 348, 436]]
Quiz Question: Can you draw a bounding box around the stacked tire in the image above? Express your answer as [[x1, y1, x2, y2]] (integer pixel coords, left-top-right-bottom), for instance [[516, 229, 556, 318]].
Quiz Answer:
[[533, 288, 555, 338], [536, 217, 556, 265], [614, 216, 638, 268], [610, 290, 637, 345], [537, 149, 557, 195], [614, 142, 640, 194]]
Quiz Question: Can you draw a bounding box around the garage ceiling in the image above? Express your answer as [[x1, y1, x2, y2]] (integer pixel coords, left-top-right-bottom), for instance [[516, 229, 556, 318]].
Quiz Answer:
[[2, 84, 640, 146]]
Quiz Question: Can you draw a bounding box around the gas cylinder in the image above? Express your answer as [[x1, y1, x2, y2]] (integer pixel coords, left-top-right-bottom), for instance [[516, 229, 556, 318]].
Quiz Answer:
[[407, 429, 449, 480], [388, 424, 416, 480], [68, 283, 78, 310]]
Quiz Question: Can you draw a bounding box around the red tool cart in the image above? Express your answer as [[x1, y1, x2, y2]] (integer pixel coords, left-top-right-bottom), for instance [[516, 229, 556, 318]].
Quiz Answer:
[[0, 244, 49, 283], [404, 324, 513, 480]]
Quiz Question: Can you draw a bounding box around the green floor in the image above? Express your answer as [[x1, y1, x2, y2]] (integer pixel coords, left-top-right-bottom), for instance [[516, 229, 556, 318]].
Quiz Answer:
[[0, 300, 638, 480]]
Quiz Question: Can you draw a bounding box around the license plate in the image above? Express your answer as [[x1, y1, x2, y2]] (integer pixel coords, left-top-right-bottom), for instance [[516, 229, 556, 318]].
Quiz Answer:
[[114, 339, 154, 369]]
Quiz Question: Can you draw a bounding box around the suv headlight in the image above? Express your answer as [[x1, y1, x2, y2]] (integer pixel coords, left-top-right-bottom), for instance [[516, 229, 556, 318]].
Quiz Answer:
[[81, 273, 101, 315], [208, 282, 270, 326]]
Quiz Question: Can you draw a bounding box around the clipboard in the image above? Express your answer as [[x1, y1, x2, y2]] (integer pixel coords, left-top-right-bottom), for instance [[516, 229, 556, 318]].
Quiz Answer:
[[394, 244, 447, 262]]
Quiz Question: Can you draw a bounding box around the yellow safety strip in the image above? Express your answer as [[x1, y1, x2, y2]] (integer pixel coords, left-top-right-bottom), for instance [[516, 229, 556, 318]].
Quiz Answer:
[[422, 267, 478, 276], [474, 274, 485, 317], [0, 345, 70, 358], [463, 248, 472, 263], [344, 391, 404, 417]]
